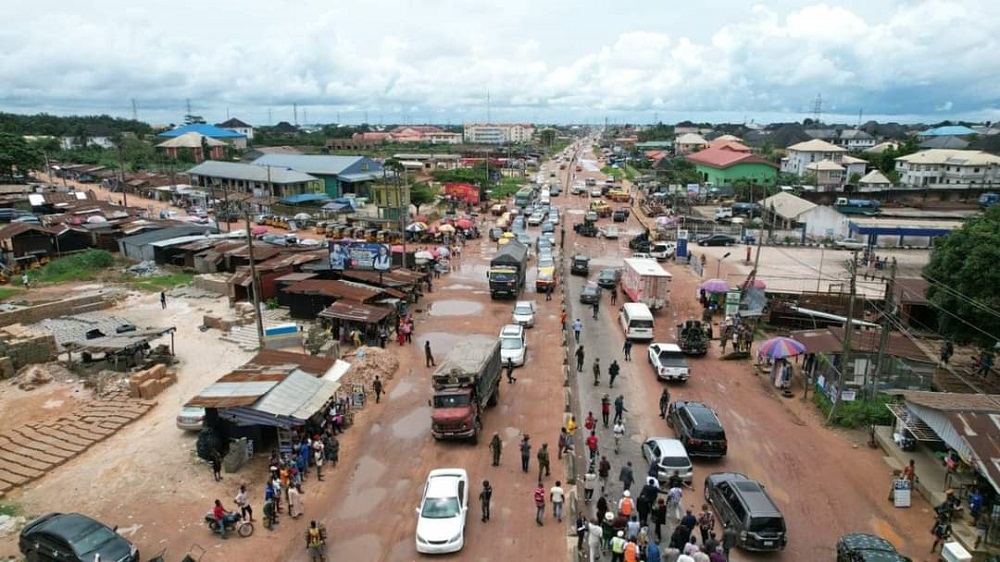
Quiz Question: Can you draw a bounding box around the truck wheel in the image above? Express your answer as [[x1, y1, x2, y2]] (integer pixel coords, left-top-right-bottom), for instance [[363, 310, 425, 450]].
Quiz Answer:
[[488, 385, 499, 407], [470, 422, 481, 445]]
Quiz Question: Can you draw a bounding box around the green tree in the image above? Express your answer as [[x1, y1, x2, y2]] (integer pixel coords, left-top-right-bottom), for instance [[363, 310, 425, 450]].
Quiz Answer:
[[0, 132, 43, 180], [538, 129, 556, 147], [923, 206, 1000, 346], [409, 182, 438, 216]]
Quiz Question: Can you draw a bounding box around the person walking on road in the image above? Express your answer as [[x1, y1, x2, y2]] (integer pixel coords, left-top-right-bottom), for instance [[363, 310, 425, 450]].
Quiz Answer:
[[697, 504, 715, 545], [587, 518, 604, 562], [490, 432, 502, 466], [576, 345, 585, 372], [480, 480, 493, 522], [159, 291, 166, 309], [610, 287, 617, 305], [550, 480, 565, 522], [537, 443, 551, 479], [520, 435, 531, 473], [572, 318, 583, 343], [593, 357, 601, 386], [619, 461, 635, 494], [598, 456, 611, 495], [583, 467, 597, 503], [306, 520, 327, 562], [622, 339, 632, 361], [424, 340, 435, 367], [721, 524, 739, 560], [235, 484, 253, 522], [613, 420, 626, 454], [614, 395, 627, 425], [610, 530, 627, 562], [608, 360, 621, 388], [651, 498, 667, 542], [534, 481, 546, 526], [372, 375, 383, 404], [546, 283, 554, 301], [592, 300, 600, 320], [506, 357, 516, 384], [601, 394, 611, 428], [558, 428, 572, 459], [586, 430, 599, 463], [659, 388, 671, 418]]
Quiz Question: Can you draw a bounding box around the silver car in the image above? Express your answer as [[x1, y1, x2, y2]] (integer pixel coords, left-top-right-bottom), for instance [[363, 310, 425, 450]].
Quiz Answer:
[[512, 301, 536, 328], [641, 437, 694, 488]]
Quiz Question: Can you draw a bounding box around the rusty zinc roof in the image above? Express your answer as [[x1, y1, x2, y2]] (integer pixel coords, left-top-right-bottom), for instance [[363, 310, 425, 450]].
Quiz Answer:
[[255, 249, 326, 272], [282, 279, 384, 302], [319, 301, 394, 324], [185, 365, 295, 409], [0, 223, 54, 239], [340, 269, 417, 288], [275, 272, 318, 283], [791, 327, 931, 363], [889, 390, 1000, 413], [247, 349, 337, 376], [225, 244, 282, 261], [947, 411, 1000, 492]]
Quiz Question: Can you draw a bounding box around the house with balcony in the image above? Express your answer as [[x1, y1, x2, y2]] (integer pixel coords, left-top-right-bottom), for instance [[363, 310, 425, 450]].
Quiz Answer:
[[838, 129, 877, 151], [781, 139, 847, 176], [686, 146, 778, 186], [805, 160, 845, 191], [895, 149, 1000, 189], [463, 123, 535, 144], [674, 133, 708, 154]]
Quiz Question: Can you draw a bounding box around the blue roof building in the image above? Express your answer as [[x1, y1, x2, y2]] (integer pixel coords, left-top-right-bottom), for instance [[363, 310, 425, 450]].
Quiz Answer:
[[159, 124, 248, 149], [920, 125, 977, 137], [252, 154, 382, 198]]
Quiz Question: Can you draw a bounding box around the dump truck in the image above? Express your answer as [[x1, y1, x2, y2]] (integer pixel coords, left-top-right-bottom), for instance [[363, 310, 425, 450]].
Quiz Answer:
[[677, 319, 710, 355], [430, 336, 502, 444], [622, 257, 672, 310], [488, 240, 528, 299]]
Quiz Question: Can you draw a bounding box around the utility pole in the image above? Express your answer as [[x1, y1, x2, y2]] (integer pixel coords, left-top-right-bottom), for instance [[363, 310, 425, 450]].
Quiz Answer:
[[871, 258, 897, 399], [828, 251, 859, 424], [244, 210, 265, 349]]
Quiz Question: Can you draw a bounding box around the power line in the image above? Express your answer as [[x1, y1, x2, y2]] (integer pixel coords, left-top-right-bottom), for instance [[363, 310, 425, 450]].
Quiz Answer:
[[921, 273, 1000, 322]]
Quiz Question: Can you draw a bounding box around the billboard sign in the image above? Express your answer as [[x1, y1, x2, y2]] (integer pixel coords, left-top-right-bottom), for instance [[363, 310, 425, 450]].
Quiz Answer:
[[328, 240, 391, 271]]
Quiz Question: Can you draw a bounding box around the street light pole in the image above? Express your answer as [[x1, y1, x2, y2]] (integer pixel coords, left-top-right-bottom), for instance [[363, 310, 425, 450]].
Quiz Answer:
[[716, 252, 731, 278]]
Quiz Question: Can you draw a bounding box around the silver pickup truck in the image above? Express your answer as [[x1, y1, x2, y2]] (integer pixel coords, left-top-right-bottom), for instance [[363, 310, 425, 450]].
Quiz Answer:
[[648, 342, 690, 382]]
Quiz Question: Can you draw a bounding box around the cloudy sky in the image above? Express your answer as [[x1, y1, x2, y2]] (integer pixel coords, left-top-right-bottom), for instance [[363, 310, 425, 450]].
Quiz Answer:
[[3, 0, 999, 126]]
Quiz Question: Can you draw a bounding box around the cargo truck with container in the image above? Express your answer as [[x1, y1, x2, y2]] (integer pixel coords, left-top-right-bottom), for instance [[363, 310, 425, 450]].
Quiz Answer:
[[621, 257, 672, 310], [488, 240, 528, 299], [430, 336, 502, 444]]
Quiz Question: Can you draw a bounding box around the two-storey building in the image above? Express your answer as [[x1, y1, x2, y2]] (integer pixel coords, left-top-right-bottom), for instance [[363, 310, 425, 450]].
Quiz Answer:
[[895, 149, 1000, 189]]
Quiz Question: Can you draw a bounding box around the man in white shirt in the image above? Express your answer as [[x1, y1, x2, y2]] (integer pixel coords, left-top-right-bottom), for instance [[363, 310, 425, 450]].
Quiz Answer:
[[550, 481, 565, 522]]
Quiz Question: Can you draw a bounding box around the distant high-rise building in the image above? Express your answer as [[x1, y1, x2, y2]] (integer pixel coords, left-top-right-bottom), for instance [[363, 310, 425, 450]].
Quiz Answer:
[[463, 123, 535, 144]]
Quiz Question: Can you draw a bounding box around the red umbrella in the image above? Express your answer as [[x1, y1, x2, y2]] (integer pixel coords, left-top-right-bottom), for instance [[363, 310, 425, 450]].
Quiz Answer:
[[456, 218, 473, 229], [751, 279, 766, 289], [413, 215, 428, 223], [390, 245, 404, 253], [251, 226, 268, 236]]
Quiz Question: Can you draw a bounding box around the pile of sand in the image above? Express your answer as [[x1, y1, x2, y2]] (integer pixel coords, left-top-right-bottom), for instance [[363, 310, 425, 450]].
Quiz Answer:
[[342, 346, 399, 389], [11, 363, 74, 391]]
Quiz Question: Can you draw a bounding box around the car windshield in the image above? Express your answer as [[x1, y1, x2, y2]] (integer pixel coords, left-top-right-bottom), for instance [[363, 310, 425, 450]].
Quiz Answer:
[[433, 395, 471, 408], [749, 516, 786, 533], [514, 305, 532, 315], [490, 272, 515, 282], [421, 497, 461, 519], [500, 337, 523, 350], [71, 524, 117, 555], [630, 319, 654, 328], [538, 258, 554, 268], [659, 456, 690, 468]]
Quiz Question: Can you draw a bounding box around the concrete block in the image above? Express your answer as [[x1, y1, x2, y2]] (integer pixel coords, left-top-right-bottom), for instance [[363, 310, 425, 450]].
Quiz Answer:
[[16, 429, 85, 454]]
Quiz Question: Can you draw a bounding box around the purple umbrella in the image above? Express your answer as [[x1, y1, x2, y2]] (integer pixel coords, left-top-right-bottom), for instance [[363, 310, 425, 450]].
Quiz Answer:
[[758, 337, 806, 359], [699, 278, 729, 293]]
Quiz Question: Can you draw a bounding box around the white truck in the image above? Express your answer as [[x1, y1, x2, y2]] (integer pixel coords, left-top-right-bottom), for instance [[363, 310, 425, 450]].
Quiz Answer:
[[648, 342, 691, 382], [622, 258, 672, 310]]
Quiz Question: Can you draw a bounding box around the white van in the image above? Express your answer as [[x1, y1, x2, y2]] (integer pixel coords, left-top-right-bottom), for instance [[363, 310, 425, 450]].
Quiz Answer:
[[619, 302, 654, 341]]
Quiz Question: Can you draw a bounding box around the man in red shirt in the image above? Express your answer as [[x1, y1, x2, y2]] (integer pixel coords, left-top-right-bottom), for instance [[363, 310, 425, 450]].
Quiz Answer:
[[586, 431, 599, 463], [601, 395, 611, 428], [213, 499, 229, 539], [534, 482, 546, 526]]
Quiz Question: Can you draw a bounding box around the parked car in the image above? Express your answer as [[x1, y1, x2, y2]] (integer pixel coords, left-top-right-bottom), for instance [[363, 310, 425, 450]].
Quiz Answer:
[[704, 472, 788, 552], [512, 301, 536, 328], [832, 238, 866, 251], [601, 225, 620, 239], [527, 213, 545, 226], [570, 255, 590, 276], [836, 533, 911, 562], [596, 268, 621, 289], [540, 221, 555, 234], [612, 208, 629, 222], [580, 282, 601, 304], [590, 186, 603, 197], [415, 468, 470, 554], [697, 234, 736, 246], [667, 401, 728, 457], [489, 228, 504, 242], [499, 324, 527, 366], [176, 406, 206, 431], [641, 437, 693, 487], [19, 513, 140, 562]]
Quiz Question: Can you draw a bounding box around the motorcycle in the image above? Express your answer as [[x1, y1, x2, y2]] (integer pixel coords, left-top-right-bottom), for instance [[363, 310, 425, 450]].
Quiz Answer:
[[204, 511, 254, 538]]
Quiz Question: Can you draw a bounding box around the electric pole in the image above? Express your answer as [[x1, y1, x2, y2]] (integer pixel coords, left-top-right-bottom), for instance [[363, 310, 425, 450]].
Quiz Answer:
[[244, 210, 265, 349], [871, 258, 897, 399], [828, 250, 859, 424]]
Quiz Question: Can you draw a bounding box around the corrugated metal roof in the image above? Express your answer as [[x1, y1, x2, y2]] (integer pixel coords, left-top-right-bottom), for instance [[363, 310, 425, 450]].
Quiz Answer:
[[255, 249, 326, 271], [247, 349, 337, 377], [318, 301, 394, 324], [761, 192, 817, 221], [791, 327, 931, 362], [253, 369, 340, 419], [252, 154, 370, 176], [340, 269, 416, 288], [282, 279, 385, 301], [0, 223, 53, 239], [158, 123, 246, 138], [225, 244, 282, 261], [275, 272, 319, 283], [185, 366, 293, 408], [186, 161, 319, 184], [120, 225, 218, 246], [947, 411, 1000, 493], [890, 390, 1000, 413]]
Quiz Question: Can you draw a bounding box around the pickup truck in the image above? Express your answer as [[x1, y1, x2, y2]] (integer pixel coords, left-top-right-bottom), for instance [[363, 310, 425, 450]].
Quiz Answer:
[[648, 342, 690, 382]]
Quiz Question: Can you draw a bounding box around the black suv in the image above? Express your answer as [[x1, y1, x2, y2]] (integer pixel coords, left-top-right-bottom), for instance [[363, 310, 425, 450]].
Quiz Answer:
[[667, 401, 727, 457], [705, 473, 787, 552], [570, 255, 590, 276]]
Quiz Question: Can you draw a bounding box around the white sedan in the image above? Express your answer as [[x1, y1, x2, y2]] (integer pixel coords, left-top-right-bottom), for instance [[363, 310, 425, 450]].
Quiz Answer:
[[415, 468, 469, 554], [832, 237, 866, 251], [602, 226, 620, 239]]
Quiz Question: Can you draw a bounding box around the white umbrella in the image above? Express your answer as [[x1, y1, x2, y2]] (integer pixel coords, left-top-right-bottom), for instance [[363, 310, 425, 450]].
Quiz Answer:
[[414, 250, 434, 260], [436, 246, 450, 257], [293, 212, 312, 220], [406, 222, 428, 233]]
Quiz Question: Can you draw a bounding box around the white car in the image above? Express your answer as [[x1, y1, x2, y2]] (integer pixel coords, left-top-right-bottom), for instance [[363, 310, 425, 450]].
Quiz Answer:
[[512, 301, 536, 328], [527, 213, 545, 226], [602, 226, 620, 239], [832, 237, 866, 251], [499, 324, 527, 367], [415, 468, 469, 554], [590, 187, 603, 197]]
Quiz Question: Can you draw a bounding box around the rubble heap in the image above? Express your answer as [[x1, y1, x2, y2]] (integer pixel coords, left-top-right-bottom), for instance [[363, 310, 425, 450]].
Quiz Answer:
[[341, 346, 400, 390], [11, 363, 74, 391]]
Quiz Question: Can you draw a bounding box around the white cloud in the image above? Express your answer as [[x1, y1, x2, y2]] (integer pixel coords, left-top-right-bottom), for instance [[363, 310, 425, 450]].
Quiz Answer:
[[1, 0, 999, 124]]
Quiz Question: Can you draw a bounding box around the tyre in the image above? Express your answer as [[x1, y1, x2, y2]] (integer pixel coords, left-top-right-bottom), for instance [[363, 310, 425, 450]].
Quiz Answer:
[[196, 427, 227, 461], [237, 521, 254, 537], [488, 385, 499, 407], [470, 420, 481, 445]]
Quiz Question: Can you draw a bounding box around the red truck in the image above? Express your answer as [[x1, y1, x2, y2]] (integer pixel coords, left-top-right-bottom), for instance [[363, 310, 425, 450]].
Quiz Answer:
[[430, 336, 502, 444]]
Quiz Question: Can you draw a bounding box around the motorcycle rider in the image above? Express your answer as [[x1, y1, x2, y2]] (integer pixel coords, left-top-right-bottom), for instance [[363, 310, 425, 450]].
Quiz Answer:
[[213, 499, 234, 539]]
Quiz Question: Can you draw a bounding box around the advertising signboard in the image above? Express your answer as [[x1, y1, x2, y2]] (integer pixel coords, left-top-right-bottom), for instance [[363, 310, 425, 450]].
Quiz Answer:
[[328, 240, 391, 271]]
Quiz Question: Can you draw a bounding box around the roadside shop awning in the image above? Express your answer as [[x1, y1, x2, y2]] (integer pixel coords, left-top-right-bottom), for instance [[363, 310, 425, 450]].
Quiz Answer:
[[885, 403, 939, 441]]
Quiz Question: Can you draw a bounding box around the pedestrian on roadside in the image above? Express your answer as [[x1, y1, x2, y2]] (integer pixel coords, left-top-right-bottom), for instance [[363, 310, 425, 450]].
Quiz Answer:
[[424, 340, 435, 367], [609, 359, 621, 388], [610, 530, 627, 562], [534, 481, 546, 526], [159, 291, 166, 309], [520, 435, 532, 473], [288, 484, 304, 519], [566, 415, 577, 436], [583, 467, 597, 503], [931, 515, 953, 553], [586, 431, 599, 462], [721, 524, 739, 560], [306, 520, 327, 562], [262, 496, 276, 530], [598, 455, 612, 495], [561, 310, 567, 331], [546, 283, 554, 301], [21, 273, 30, 290], [576, 513, 588, 552], [651, 498, 667, 542], [558, 428, 572, 459], [659, 388, 671, 418], [490, 432, 502, 466], [573, 318, 583, 343], [313, 437, 325, 481], [622, 339, 632, 361], [551, 480, 565, 522], [576, 345, 586, 372], [709, 546, 726, 562], [480, 480, 493, 522], [372, 375, 383, 403], [610, 287, 617, 305], [613, 395, 627, 425], [211, 451, 223, 482], [235, 484, 253, 522], [619, 461, 635, 494], [584, 411, 597, 432], [646, 539, 661, 562], [601, 394, 611, 427], [593, 357, 602, 386], [587, 518, 604, 562], [697, 504, 715, 544], [506, 357, 516, 383], [537, 443, 551, 479]]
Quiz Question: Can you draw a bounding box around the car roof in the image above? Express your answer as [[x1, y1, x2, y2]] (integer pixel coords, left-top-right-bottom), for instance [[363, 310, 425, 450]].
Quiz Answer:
[[500, 324, 524, 336], [425, 468, 467, 497], [648, 438, 688, 455], [26, 512, 103, 540], [676, 401, 720, 423]]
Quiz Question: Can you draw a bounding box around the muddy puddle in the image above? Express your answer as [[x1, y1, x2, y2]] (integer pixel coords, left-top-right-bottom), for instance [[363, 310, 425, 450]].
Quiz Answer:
[[428, 300, 483, 316], [392, 406, 430, 439], [419, 331, 467, 355]]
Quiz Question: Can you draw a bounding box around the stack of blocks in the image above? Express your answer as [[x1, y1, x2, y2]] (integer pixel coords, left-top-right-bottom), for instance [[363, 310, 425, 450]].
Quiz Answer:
[[127, 363, 177, 399]]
